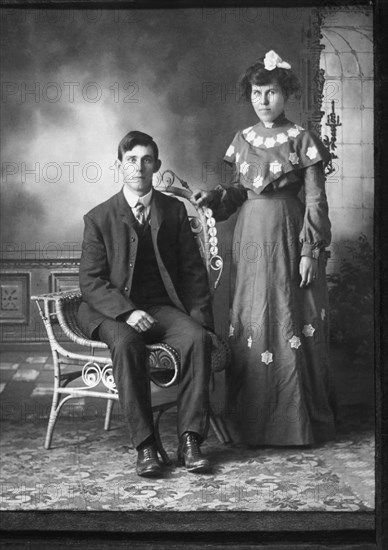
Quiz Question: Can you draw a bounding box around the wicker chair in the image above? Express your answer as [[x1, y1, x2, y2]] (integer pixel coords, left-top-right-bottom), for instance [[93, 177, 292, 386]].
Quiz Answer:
[[32, 170, 231, 464]]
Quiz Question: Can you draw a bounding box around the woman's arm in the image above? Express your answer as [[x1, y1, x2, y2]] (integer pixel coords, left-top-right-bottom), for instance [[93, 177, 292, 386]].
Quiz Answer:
[[299, 162, 331, 287], [193, 167, 247, 222]]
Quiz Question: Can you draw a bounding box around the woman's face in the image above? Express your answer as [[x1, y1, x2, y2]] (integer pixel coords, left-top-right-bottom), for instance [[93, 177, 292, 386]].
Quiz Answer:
[[250, 82, 286, 123]]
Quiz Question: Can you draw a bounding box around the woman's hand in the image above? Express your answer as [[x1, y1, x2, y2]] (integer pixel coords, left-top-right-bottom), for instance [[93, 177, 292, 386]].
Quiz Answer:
[[299, 256, 318, 288], [192, 189, 215, 207]]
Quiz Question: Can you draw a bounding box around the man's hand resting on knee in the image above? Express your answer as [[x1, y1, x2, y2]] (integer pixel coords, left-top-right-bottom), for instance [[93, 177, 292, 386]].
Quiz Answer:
[[126, 310, 158, 333]]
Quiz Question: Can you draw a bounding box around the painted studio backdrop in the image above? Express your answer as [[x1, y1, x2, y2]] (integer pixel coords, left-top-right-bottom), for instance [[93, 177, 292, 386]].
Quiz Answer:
[[0, 7, 373, 352]]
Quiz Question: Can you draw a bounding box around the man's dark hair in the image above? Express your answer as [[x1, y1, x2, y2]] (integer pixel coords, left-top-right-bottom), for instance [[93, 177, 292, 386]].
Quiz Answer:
[[118, 131, 159, 161]]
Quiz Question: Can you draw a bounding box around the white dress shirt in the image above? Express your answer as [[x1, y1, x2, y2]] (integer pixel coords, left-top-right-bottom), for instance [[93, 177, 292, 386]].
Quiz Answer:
[[123, 186, 153, 221]]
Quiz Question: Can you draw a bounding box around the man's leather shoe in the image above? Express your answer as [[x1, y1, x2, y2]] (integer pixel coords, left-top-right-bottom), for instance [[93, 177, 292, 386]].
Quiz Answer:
[[136, 442, 163, 478], [177, 432, 211, 473]]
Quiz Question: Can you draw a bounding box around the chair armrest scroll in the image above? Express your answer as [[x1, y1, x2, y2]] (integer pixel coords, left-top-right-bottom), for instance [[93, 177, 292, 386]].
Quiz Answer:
[[32, 288, 107, 349]]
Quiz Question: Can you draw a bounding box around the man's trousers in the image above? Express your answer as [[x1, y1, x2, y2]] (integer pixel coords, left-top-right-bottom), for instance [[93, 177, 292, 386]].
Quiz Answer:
[[97, 305, 212, 449]]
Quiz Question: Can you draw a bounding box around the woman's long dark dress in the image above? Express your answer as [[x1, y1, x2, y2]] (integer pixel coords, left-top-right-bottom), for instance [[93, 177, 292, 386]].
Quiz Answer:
[[215, 113, 337, 446]]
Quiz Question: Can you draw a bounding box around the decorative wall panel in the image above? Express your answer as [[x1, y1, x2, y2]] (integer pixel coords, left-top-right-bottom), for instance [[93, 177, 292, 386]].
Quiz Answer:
[[0, 259, 79, 344], [0, 273, 30, 324], [49, 271, 79, 293]]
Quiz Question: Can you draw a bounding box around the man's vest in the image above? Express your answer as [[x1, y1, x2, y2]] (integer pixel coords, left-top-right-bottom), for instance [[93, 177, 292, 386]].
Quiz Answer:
[[130, 222, 172, 308]]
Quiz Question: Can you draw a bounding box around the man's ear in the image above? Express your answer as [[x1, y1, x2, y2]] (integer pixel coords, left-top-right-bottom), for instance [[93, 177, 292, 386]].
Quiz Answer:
[[154, 159, 161, 173]]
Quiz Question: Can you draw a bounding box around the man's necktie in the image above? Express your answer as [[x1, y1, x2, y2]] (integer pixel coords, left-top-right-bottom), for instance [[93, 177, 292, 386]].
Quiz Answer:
[[134, 202, 146, 225]]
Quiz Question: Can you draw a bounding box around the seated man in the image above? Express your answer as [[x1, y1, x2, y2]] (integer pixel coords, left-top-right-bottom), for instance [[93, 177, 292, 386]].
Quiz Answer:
[[78, 130, 213, 477]]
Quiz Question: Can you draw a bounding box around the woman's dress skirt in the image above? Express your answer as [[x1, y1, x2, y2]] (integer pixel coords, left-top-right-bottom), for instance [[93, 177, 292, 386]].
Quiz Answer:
[[226, 192, 337, 446]]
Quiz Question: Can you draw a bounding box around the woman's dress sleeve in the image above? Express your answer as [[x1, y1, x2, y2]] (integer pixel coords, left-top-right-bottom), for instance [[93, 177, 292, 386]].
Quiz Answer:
[[210, 132, 248, 222], [299, 162, 331, 258]]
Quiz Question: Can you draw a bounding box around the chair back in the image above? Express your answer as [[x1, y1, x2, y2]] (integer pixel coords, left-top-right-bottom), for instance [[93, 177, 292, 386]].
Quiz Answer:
[[154, 170, 223, 293], [154, 170, 229, 372]]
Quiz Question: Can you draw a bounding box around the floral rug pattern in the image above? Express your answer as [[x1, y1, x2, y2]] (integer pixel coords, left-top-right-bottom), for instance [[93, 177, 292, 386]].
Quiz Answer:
[[0, 405, 374, 512]]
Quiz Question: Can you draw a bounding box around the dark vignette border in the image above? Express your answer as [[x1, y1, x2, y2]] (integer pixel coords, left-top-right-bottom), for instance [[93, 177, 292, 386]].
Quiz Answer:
[[0, 0, 386, 548]]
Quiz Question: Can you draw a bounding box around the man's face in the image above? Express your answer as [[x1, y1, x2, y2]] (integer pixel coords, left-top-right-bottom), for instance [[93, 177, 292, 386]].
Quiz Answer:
[[119, 144, 161, 196]]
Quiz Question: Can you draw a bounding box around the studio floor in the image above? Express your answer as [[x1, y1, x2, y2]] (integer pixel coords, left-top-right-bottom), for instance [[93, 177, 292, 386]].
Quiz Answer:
[[0, 349, 375, 512]]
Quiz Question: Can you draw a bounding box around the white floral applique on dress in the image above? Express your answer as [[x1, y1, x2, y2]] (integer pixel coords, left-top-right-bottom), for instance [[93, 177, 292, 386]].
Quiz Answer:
[[306, 146, 318, 160], [289, 335, 302, 349], [261, 350, 273, 365], [302, 324, 315, 337]]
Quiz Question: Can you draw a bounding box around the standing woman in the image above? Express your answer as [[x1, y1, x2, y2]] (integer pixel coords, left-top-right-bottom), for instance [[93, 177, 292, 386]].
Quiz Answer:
[[196, 50, 337, 446]]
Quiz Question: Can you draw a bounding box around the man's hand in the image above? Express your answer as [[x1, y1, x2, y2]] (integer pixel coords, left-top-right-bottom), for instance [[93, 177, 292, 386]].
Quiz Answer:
[[126, 310, 158, 332], [299, 256, 318, 288]]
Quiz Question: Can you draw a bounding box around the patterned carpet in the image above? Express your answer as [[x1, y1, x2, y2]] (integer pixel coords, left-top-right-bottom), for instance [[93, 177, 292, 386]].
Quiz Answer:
[[0, 404, 374, 512], [0, 351, 374, 512]]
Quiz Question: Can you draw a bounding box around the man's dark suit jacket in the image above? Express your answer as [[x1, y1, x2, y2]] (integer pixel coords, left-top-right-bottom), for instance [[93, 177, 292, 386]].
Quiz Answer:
[[78, 188, 214, 339]]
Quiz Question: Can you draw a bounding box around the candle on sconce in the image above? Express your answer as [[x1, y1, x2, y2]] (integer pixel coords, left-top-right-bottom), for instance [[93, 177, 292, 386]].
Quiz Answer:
[[324, 99, 341, 175]]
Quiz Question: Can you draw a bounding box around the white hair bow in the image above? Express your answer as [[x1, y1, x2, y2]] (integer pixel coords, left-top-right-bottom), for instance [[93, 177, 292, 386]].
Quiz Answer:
[[264, 50, 291, 71]]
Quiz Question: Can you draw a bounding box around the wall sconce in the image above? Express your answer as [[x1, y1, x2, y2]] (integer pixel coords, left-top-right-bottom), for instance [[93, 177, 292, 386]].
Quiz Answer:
[[323, 100, 342, 176]]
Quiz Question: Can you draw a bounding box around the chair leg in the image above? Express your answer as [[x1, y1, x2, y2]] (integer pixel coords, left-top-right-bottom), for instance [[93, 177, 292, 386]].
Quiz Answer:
[[104, 398, 115, 431], [209, 415, 224, 444], [44, 388, 61, 450], [218, 418, 232, 444], [209, 408, 232, 444], [45, 394, 81, 449], [153, 402, 176, 466]]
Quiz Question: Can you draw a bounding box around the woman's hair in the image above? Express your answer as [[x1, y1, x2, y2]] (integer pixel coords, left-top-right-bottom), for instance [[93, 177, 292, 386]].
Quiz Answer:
[[240, 59, 302, 101]]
